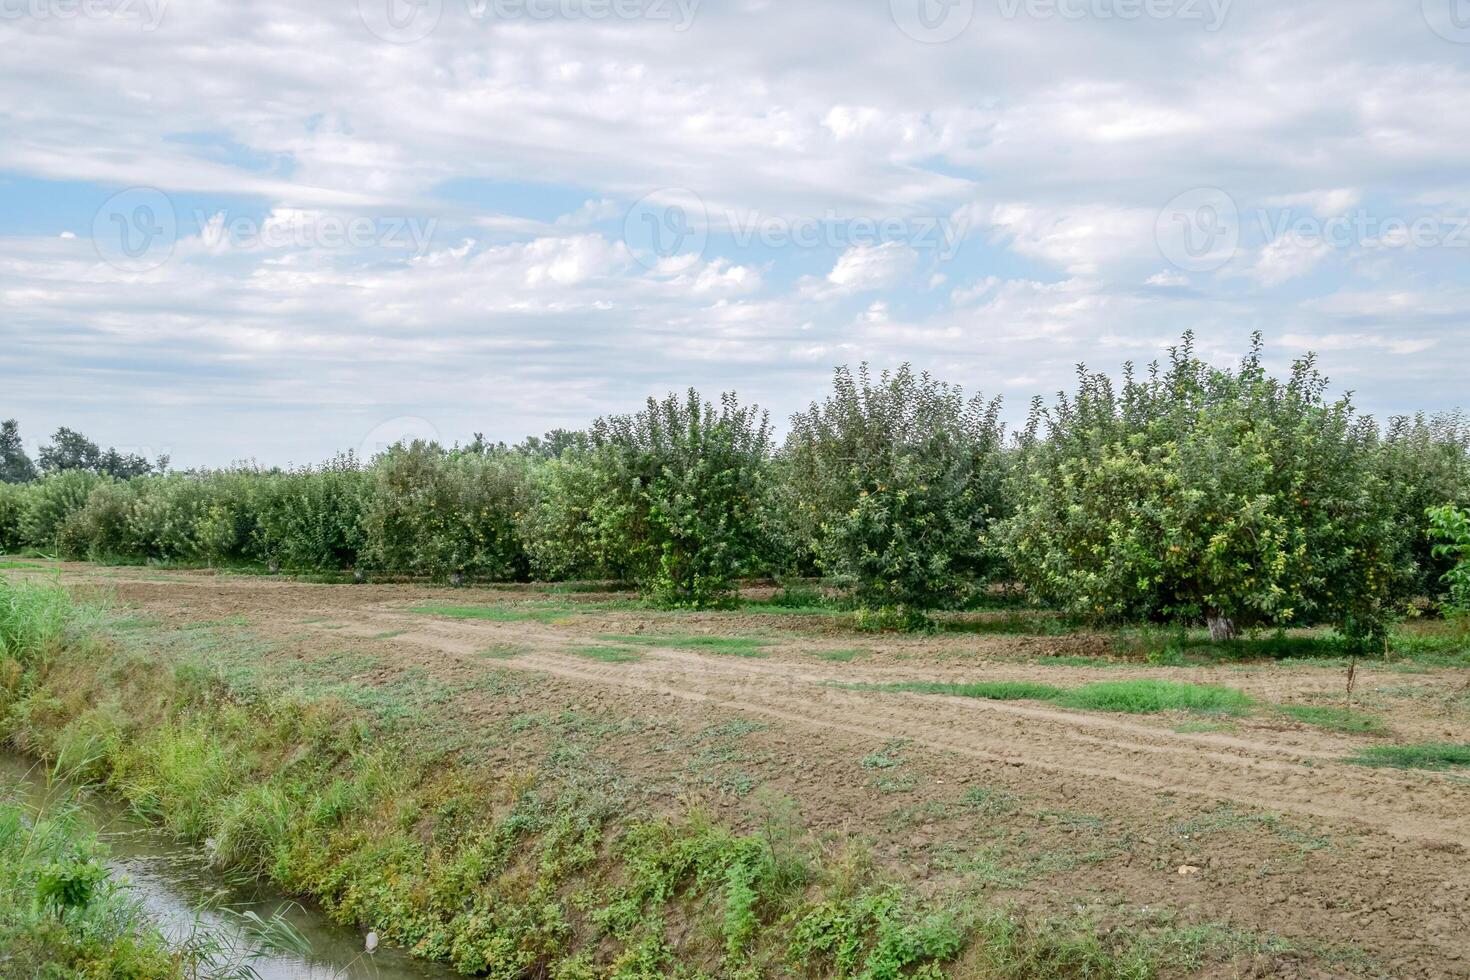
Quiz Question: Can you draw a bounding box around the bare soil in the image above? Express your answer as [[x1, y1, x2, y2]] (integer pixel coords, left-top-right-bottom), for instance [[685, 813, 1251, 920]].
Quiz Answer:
[[24, 562, 1470, 976]]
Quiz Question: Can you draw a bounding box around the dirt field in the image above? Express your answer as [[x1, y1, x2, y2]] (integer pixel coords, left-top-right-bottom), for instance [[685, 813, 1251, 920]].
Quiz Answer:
[[21, 561, 1470, 977]]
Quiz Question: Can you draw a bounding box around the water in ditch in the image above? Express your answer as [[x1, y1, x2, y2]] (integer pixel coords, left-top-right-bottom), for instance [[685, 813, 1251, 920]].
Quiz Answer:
[[1, 751, 458, 979]]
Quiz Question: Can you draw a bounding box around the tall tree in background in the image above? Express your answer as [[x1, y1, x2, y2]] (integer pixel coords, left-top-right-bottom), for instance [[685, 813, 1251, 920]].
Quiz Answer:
[[38, 427, 157, 479], [0, 420, 38, 483]]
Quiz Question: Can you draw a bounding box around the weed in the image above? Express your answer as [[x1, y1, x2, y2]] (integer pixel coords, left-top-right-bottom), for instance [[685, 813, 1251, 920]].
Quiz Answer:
[[1056, 680, 1253, 716], [598, 633, 772, 658], [875, 680, 1066, 702], [1345, 742, 1470, 770], [866, 678, 1253, 715], [565, 645, 642, 664], [412, 602, 580, 624], [1278, 704, 1384, 734], [816, 647, 869, 662]]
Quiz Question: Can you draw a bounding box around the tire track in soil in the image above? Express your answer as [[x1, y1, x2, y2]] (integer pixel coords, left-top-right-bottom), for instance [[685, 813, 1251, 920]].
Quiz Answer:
[[317, 607, 1470, 848]]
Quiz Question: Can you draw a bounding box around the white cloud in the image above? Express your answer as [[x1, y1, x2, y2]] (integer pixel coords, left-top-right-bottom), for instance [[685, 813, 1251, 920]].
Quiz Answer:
[[2, 0, 1468, 463], [807, 241, 918, 297]]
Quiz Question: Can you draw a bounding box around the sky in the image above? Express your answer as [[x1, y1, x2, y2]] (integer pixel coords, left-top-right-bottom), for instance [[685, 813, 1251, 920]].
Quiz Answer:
[[2, 0, 1468, 468]]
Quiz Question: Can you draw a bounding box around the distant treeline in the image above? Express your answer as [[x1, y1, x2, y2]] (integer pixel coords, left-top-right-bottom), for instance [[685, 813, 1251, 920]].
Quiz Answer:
[[4, 333, 1468, 644]]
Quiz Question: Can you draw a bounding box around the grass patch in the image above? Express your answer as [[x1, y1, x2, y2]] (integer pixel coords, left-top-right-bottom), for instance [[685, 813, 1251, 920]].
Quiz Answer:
[[1345, 742, 1470, 771], [877, 680, 1066, 701], [865, 678, 1252, 716], [1174, 720, 1232, 734], [1057, 680, 1253, 715], [411, 602, 580, 623], [598, 633, 772, 658], [815, 648, 868, 662], [565, 644, 642, 664], [1278, 704, 1385, 734]]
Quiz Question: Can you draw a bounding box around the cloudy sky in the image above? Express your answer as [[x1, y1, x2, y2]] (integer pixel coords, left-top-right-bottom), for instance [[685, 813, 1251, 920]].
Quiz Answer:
[[2, 0, 1468, 467]]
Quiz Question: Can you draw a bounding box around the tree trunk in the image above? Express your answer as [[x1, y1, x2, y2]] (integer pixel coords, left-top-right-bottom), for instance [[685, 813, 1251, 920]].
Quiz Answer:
[[1206, 614, 1237, 643]]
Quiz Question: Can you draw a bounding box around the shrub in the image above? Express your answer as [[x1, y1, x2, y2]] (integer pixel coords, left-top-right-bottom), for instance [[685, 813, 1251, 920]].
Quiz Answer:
[[584, 390, 774, 607], [1003, 333, 1402, 648], [519, 447, 631, 582], [782, 365, 1007, 620], [0, 482, 27, 553], [1428, 504, 1470, 622], [63, 480, 140, 560], [125, 476, 216, 562], [1376, 414, 1470, 606], [19, 470, 106, 553], [252, 456, 367, 571], [360, 443, 528, 582]]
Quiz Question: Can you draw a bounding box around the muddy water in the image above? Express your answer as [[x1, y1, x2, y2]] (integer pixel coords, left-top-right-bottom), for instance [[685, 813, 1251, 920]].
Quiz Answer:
[[0, 752, 456, 980]]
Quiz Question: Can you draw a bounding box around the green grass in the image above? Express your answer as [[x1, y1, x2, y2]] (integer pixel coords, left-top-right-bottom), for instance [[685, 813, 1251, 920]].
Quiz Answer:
[[565, 644, 642, 664], [412, 602, 580, 624], [597, 633, 772, 658], [877, 680, 1066, 701], [0, 576, 72, 658], [1345, 742, 1470, 771], [1278, 704, 1385, 734], [815, 648, 869, 662], [1056, 680, 1253, 715], [864, 677, 1253, 716]]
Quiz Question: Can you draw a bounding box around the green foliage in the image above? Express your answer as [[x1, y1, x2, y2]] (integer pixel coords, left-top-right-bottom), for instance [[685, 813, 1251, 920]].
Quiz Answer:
[[19, 470, 106, 551], [521, 448, 627, 581], [360, 442, 528, 582], [0, 799, 178, 978], [1004, 332, 1403, 649], [788, 887, 963, 979], [38, 426, 157, 479], [0, 418, 38, 484], [783, 364, 1007, 620], [1428, 504, 1470, 619], [582, 390, 774, 607], [250, 456, 366, 571], [1376, 415, 1470, 604], [63, 479, 140, 560], [0, 481, 27, 552]]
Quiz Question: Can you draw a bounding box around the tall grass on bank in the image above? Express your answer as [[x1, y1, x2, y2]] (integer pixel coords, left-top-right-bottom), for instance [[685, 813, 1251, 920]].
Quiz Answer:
[[0, 574, 71, 661]]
